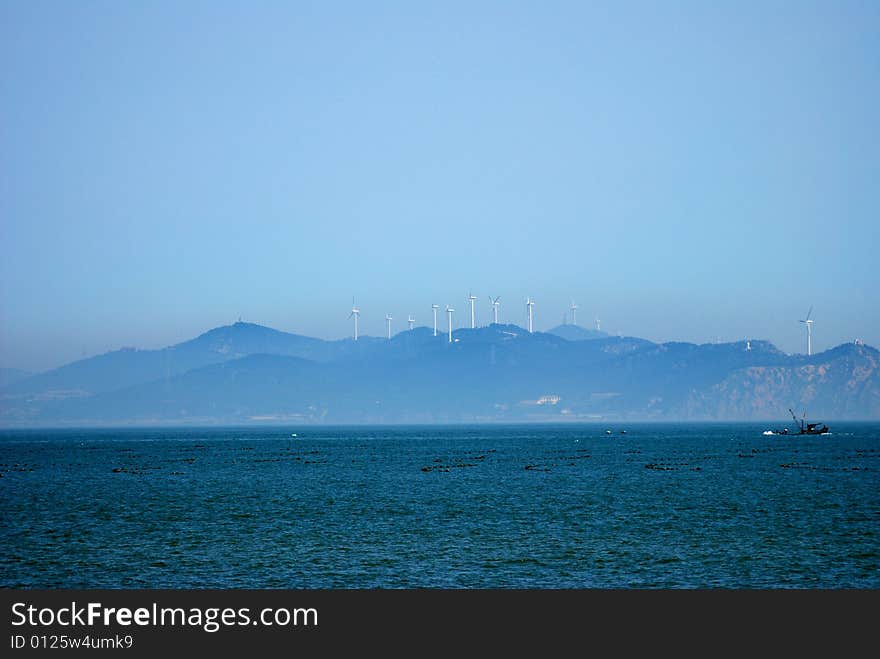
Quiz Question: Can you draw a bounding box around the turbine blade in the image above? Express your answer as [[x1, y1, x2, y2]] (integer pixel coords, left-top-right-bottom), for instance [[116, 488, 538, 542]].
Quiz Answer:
[[806, 305, 813, 321]]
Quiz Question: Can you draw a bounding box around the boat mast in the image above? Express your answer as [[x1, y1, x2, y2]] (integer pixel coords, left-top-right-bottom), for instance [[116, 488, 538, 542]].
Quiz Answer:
[[789, 408, 804, 433]]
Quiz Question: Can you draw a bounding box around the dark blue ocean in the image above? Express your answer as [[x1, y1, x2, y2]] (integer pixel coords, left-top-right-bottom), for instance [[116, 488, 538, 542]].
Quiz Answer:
[[1, 424, 877, 588]]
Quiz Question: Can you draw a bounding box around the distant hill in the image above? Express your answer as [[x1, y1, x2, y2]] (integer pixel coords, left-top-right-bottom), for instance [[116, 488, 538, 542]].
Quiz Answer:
[[683, 342, 880, 420], [547, 324, 608, 341], [0, 322, 383, 398], [2, 323, 877, 425]]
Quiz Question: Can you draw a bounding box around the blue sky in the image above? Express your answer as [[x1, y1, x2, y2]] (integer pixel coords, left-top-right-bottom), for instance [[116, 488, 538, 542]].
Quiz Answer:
[[2, 1, 878, 371]]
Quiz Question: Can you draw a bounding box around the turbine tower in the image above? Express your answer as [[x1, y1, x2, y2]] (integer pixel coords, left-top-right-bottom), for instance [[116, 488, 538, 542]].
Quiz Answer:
[[432, 304, 439, 336], [466, 293, 477, 329], [385, 314, 393, 340], [490, 296, 500, 324], [570, 300, 579, 326], [348, 299, 360, 341], [408, 314, 415, 330], [526, 297, 535, 333], [800, 306, 814, 356], [595, 318, 601, 332], [446, 305, 455, 343]]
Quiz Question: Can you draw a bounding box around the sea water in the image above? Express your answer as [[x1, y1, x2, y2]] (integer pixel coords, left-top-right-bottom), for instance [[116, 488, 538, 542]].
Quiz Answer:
[[1, 423, 877, 588]]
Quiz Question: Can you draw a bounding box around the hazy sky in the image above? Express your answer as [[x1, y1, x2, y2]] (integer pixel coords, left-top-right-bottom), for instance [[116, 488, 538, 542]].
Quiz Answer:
[[2, 1, 878, 371]]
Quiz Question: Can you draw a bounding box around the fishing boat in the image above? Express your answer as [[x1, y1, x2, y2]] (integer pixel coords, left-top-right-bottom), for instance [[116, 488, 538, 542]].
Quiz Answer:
[[788, 408, 829, 435]]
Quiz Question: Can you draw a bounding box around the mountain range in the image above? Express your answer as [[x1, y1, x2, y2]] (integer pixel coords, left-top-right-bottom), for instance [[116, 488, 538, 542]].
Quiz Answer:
[[1, 321, 877, 425]]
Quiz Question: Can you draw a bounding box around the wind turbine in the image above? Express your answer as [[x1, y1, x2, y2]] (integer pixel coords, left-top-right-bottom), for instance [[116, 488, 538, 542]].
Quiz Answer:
[[570, 301, 579, 326], [432, 304, 439, 336], [467, 293, 477, 329], [349, 299, 360, 341], [595, 318, 601, 332], [800, 306, 814, 356], [408, 314, 415, 330], [490, 296, 501, 324], [526, 297, 535, 333], [385, 314, 393, 340], [446, 306, 455, 343]]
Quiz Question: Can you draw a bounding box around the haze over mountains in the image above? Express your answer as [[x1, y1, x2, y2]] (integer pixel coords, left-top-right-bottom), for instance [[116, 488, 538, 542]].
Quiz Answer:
[[1, 321, 877, 426], [0, 368, 32, 389]]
